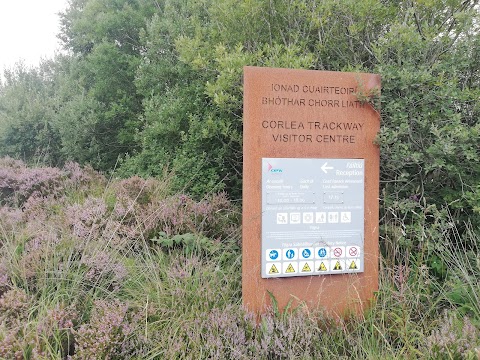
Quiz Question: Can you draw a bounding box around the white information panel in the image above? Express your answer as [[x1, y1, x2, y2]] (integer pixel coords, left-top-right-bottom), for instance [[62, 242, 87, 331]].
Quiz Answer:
[[262, 158, 364, 278]]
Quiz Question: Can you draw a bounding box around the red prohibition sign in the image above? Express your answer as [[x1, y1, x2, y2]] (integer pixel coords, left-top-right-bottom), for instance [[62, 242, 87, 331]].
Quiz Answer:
[[349, 247, 358, 256], [333, 248, 342, 257]]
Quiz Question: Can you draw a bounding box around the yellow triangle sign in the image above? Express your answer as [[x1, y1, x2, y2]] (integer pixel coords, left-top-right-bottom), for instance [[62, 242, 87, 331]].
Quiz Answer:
[[301, 263, 312, 272], [269, 264, 279, 274], [333, 261, 342, 271], [349, 261, 358, 270], [285, 263, 296, 273], [318, 262, 327, 271]]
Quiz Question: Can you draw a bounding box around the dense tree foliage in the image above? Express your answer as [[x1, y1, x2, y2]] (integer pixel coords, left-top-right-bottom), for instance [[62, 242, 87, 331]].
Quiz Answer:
[[1, 1, 479, 225]]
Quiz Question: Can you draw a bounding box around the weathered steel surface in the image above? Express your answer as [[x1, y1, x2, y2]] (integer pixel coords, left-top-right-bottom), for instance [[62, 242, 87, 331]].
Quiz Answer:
[[242, 66, 380, 316]]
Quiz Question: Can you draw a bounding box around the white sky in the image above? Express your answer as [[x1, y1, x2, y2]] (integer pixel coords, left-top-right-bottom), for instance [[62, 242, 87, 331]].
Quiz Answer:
[[0, 0, 69, 74]]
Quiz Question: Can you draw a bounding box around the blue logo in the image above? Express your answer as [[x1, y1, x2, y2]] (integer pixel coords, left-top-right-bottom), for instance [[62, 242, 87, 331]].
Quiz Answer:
[[269, 250, 279, 260], [302, 249, 311, 259], [267, 162, 283, 174], [286, 249, 295, 259], [318, 248, 327, 258]]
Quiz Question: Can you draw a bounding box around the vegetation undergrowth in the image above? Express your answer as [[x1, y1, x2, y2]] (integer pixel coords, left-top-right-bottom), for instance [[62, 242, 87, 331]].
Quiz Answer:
[[1, 158, 479, 359], [1, 1, 479, 358]]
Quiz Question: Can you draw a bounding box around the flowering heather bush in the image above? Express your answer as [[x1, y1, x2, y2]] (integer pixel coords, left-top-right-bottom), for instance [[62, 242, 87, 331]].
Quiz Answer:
[[255, 308, 327, 358], [65, 194, 151, 252], [22, 196, 64, 255], [426, 311, 480, 358], [22, 193, 54, 224], [168, 305, 258, 358], [80, 250, 128, 292], [1, 157, 238, 247], [0, 288, 30, 324], [63, 181, 238, 254], [0, 161, 65, 207], [14, 208, 65, 290], [34, 304, 77, 358], [110, 177, 238, 241], [63, 161, 101, 190], [12, 159, 480, 358], [149, 192, 238, 240], [0, 260, 10, 297], [154, 304, 335, 359], [65, 197, 109, 240], [37, 304, 77, 338], [0, 157, 100, 208], [18, 249, 47, 287], [0, 325, 26, 360], [108, 176, 167, 242], [70, 299, 145, 359], [0, 206, 23, 236], [0, 288, 32, 359], [112, 176, 160, 208]]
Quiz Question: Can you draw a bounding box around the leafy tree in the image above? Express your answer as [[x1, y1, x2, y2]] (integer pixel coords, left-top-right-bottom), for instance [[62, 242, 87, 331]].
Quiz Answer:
[[122, 0, 317, 196], [53, 0, 156, 169], [374, 1, 480, 251], [0, 62, 62, 165]]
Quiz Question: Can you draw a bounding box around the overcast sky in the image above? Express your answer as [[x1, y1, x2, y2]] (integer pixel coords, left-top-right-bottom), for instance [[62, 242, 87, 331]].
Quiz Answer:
[[0, 0, 68, 73]]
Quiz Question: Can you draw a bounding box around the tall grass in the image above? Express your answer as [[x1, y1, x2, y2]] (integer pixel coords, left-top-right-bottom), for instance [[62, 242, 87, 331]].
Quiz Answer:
[[0, 158, 479, 359]]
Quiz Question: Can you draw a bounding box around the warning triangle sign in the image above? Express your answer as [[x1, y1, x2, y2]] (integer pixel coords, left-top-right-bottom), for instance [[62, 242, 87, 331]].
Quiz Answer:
[[349, 261, 358, 270], [285, 263, 296, 273], [318, 262, 327, 271], [301, 263, 312, 272], [269, 264, 279, 274], [333, 261, 342, 271]]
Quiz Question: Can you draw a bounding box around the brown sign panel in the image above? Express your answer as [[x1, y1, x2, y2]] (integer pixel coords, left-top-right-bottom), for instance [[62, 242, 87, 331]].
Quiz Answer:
[[242, 66, 380, 316]]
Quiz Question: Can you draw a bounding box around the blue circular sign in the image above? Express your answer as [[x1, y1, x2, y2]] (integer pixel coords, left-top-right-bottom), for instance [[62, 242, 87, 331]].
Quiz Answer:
[[302, 249, 311, 259], [318, 248, 327, 258], [269, 250, 279, 260], [286, 249, 295, 259]]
